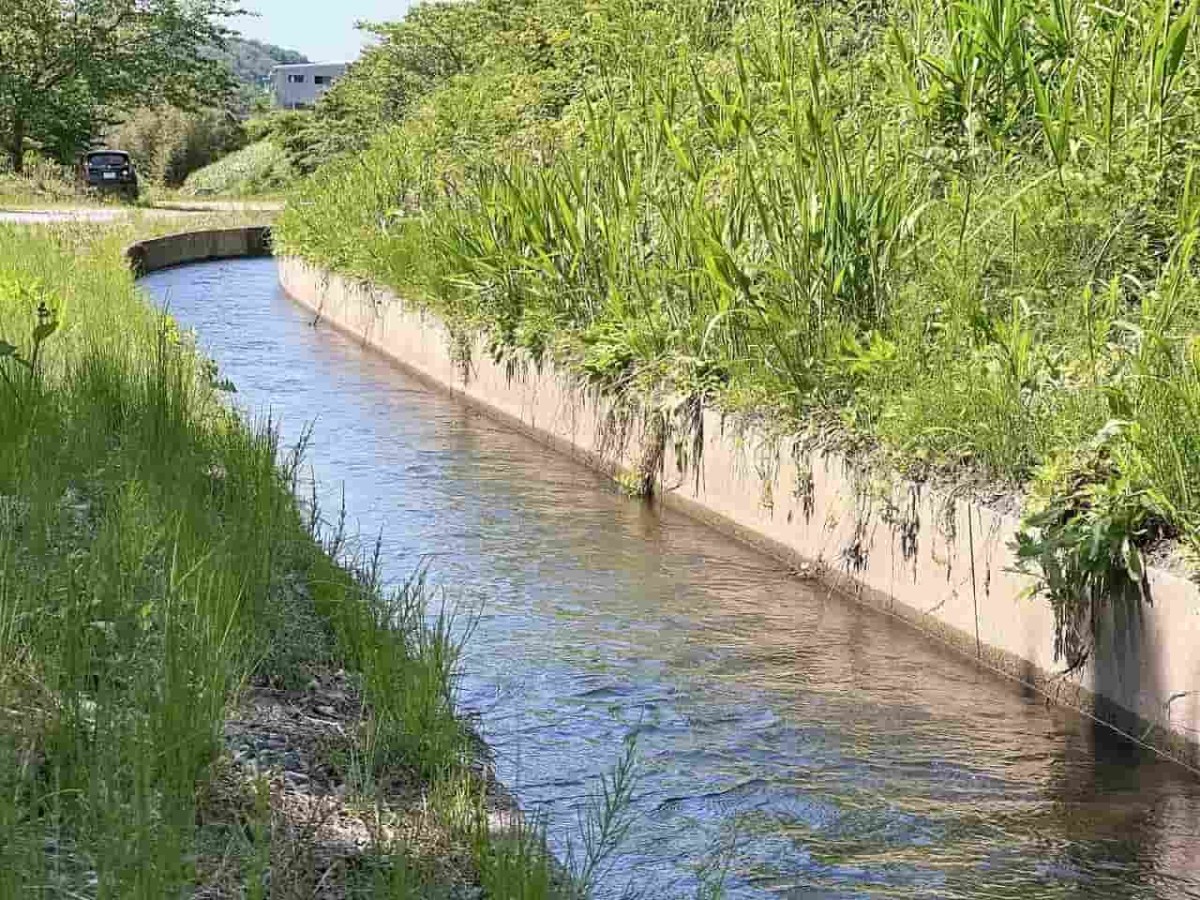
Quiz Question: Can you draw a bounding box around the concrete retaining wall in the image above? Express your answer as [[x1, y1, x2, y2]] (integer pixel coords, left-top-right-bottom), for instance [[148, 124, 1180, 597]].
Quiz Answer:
[[126, 226, 272, 275], [278, 257, 1200, 764]]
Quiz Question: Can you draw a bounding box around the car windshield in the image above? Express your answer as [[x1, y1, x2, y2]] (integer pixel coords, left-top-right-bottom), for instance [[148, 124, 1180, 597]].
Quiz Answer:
[[88, 153, 128, 166]]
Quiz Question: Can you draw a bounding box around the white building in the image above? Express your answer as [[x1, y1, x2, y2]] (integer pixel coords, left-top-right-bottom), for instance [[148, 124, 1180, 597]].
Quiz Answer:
[[270, 63, 348, 110]]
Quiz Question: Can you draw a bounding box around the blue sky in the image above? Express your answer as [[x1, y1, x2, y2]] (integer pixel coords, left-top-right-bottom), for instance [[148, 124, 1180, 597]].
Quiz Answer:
[[231, 0, 414, 63]]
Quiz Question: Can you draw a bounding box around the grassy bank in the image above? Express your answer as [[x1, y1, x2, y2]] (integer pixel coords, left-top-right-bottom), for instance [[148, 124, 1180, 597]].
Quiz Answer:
[[0, 225, 574, 896], [181, 140, 298, 199], [277, 0, 1200, 671], [0, 160, 92, 208]]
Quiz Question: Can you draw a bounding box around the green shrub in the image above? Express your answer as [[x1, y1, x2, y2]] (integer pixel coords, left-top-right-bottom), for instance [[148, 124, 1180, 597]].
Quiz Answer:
[[182, 139, 297, 197], [105, 106, 247, 186]]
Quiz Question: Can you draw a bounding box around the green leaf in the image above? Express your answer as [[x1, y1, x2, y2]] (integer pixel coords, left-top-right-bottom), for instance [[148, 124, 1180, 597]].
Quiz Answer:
[[1164, 0, 1198, 89], [1123, 540, 1145, 582], [0, 341, 16, 358]]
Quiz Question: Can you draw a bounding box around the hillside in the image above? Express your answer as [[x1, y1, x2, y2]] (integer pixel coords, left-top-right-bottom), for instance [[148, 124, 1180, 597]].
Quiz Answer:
[[218, 36, 309, 87], [215, 36, 310, 112]]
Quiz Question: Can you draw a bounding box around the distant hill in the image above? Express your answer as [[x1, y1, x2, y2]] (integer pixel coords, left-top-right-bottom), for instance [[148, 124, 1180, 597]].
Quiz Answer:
[[213, 37, 310, 113], [219, 37, 310, 88]]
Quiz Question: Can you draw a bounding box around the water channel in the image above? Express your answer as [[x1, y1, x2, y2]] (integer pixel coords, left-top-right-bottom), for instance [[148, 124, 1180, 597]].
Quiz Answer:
[[143, 258, 1200, 898]]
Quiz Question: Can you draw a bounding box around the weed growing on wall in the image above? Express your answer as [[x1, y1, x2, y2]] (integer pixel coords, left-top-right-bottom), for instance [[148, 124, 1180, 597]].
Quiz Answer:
[[278, 0, 1200, 665]]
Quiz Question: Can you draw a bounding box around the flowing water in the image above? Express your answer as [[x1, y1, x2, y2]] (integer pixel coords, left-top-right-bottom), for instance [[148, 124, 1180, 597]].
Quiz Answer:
[[143, 258, 1200, 899]]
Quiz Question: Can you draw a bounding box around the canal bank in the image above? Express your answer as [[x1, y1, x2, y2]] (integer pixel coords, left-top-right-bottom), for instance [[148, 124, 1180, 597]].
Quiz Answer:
[[269, 253, 1200, 767], [140, 252, 1200, 897], [0, 223, 556, 897], [121, 224, 1200, 767], [125, 224, 273, 273]]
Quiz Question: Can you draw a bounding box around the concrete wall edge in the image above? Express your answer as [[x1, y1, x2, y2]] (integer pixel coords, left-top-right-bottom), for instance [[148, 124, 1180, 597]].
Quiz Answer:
[[126, 226, 272, 275], [273, 254, 1200, 769]]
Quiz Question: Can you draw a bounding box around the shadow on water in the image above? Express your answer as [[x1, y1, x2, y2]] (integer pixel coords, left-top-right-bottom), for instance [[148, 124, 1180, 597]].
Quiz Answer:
[[142, 258, 1200, 899]]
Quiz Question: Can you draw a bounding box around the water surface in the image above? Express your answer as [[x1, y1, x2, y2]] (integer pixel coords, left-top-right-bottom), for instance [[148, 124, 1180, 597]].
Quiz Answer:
[[143, 259, 1200, 898]]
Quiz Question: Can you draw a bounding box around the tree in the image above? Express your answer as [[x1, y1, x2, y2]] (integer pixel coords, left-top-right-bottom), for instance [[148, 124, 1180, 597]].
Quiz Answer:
[[306, 0, 598, 161], [105, 105, 247, 185], [308, 2, 504, 158], [0, 0, 239, 173]]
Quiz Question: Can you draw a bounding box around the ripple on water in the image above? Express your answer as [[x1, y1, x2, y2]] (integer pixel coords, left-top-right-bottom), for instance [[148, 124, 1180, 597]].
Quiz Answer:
[[144, 258, 1200, 899]]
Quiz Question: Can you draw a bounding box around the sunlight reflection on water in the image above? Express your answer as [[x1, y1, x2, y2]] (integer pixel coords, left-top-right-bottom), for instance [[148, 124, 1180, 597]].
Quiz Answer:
[[144, 258, 1200, 899]]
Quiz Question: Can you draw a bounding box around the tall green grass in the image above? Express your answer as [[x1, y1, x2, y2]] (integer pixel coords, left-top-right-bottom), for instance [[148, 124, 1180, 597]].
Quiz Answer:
[[0, 227, 310, 893], [181, 139, 297, 198], [0, 155, 79, 207], [279, 0, 1200, 667], [0, 226, 582, 895]]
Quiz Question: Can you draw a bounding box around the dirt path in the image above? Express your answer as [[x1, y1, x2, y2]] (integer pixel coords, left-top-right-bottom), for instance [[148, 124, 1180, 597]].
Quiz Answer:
[[0, 200, 283, 224], [0, 207, 132, 223]]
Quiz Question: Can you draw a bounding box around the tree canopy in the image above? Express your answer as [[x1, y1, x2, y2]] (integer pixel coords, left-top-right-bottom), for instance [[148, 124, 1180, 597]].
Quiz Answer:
[[0, 0, 240, 172]]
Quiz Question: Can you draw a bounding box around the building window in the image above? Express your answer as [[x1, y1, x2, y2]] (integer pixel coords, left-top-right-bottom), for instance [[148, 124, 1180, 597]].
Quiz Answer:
[[314, 75, 332, 86], [287, 73, 306, 83]]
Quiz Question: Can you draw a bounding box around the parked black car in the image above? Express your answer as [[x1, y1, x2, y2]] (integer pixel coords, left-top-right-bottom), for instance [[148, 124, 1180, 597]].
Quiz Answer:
[[79, 150, 139, 200]]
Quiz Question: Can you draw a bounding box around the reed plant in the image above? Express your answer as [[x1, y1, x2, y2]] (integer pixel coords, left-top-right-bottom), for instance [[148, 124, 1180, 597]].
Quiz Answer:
[[278, 0, 1200, 666]]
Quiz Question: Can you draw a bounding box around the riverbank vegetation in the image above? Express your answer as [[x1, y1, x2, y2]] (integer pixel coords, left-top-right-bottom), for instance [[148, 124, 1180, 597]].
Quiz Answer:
[[0, 225, 588, 895], [181, 139, 298, 198], [278, 0, 1200, 670], [0, 3, 306, 201]]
